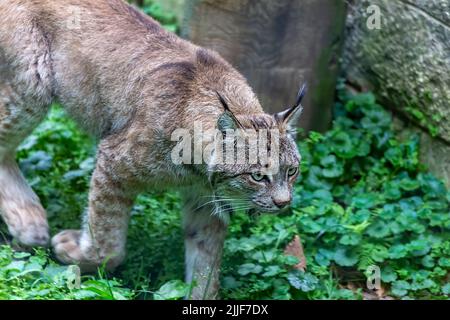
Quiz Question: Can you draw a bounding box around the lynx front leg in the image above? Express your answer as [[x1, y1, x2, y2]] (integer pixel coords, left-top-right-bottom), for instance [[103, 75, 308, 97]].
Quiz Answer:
[[184, 197, 228, 300], [52, 149, 135, 271]]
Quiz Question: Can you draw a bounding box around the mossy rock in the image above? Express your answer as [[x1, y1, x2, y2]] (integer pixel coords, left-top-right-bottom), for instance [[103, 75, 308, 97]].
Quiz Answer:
[[343, 0, 450, 186], [343, 0, 449, 142]]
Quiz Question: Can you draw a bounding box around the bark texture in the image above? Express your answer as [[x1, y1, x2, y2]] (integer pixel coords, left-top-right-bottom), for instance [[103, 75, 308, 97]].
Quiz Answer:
[[182, 0, 347, 132]]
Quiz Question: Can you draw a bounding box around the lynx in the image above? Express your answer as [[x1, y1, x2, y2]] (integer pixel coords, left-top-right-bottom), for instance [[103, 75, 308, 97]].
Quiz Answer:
[[0, 0, 304, 299]]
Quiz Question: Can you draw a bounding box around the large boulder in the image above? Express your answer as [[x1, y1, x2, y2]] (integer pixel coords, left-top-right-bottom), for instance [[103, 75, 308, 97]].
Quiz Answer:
[[343, 0, 450, 186]]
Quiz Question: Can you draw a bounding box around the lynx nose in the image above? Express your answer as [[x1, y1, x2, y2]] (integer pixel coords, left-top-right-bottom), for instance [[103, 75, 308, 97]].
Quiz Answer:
[[272, 197, 291, 209]]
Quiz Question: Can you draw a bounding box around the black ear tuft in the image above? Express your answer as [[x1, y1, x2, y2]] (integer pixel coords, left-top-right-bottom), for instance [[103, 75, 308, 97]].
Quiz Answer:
[[274, 83, 307, 126], [295, 83, 307, 109], [217, 92, 231, 113]]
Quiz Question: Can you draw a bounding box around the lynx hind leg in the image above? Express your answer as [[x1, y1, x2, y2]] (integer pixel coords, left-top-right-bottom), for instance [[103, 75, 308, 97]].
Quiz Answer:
[[0, 16, 54, 246], [0, 157, 49, 246], [0, 84, 50, 247], [183, 195, 228, 300]]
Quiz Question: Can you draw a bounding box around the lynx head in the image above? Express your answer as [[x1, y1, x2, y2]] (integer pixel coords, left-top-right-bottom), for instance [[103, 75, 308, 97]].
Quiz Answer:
[[208, 85, 306, 215]]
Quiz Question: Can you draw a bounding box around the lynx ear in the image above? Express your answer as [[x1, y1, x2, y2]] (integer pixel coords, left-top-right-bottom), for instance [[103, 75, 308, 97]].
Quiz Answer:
[[218, 112, 238, 131], [217, 92, 243, 132], [275, 83, 307, 127]]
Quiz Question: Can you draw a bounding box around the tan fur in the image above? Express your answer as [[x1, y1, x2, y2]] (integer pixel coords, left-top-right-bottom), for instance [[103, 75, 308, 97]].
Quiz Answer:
[[0, 0, 301, 299]]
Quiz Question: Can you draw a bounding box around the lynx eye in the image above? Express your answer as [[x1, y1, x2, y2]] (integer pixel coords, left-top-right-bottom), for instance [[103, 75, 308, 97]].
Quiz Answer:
[[251, 172, 266, 182], [288, 167, 299, 177]]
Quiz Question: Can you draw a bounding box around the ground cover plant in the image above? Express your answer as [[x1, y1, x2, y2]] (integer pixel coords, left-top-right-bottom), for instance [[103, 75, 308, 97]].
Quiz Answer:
[[0, 2, 448, 300]]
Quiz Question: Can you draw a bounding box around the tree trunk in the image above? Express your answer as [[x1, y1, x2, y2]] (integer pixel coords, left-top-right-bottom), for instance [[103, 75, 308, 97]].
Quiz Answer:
[[181, 0, 347, 133]]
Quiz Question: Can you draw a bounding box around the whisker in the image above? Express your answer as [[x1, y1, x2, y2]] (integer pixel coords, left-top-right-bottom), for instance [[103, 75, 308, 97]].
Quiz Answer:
[[217, 205, 253, 214], [193, 198, 247, 212]]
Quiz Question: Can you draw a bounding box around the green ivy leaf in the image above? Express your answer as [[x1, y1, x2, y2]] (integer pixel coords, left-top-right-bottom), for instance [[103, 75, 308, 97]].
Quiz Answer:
[[312, 190, 334, 203], [391, 280, 411, 297], [334, 247, 359, 267], [351, 193, 379, 209], [389, 244, 408, 259], [320, 155, 344, 178], [381, 266, 397, 283], [329, 131, 355, 158], [262, 266, 283, 277], [366, 221, 390, 238], [442, 283, 450, 295], [339, 233, 362, 246], [383, 182, 402, 200], [305, 166, 333, 190], [370, 246, 389, 263], [287, 271, 319, 292], [345, 92, 376, 111], [361, 108, 391, 131], [407, 239, 431, 257], [438, 257, 450, 268], [153, 280, 189, 300], [399, 177, 420, 192], [421, 256, 435, 268], [385, 147, 403, 168], [315, 248, 334, 267], [419, 173, 447, 198], [222, 276, 241, 290], [238, 263, 263, 276]]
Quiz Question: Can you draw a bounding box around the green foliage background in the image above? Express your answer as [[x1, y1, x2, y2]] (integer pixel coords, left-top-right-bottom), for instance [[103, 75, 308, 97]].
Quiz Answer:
[[0, 1, 448, 300]]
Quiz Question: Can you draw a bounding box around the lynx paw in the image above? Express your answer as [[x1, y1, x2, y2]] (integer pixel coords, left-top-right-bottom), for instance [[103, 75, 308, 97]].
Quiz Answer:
[[4, 204, 50, 247], [52, 230, 122, 272], [52, 230, 84, 263], [15, 222, 50, 247], [51, 230, 98, 272]]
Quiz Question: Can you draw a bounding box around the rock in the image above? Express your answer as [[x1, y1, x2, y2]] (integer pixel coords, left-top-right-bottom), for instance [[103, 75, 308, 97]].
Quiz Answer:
[[343, 0, 450, 186]]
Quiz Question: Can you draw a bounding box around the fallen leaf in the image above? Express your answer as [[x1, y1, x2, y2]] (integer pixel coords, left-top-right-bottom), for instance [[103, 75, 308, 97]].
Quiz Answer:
[[284, 235, 307, 271], [376, 285, 386, 298], [362, 285, 395, 300]]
